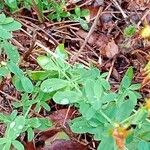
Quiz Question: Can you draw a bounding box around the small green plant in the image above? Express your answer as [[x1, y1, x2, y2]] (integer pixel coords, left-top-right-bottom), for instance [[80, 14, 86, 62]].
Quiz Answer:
[[29, 44, 150, 150], [0, 109, 52, 150], [124, 24, 136, 37], [0, 13, 34, 93], [3, 0, 89, 30]]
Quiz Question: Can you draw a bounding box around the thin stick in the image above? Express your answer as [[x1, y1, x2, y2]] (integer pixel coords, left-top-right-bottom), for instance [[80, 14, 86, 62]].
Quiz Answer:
[[70, 7, 103, 63], [112, 0, 128, 19], [106, 57, 116, 81], [23, 30, 37, 60]]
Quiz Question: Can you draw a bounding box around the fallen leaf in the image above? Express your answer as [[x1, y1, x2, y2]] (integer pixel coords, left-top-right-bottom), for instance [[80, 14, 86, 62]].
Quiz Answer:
[[50, 108, 76, 126], [42, 139, 88, 150], [101, 39, 119, 58], [25, 141, 36, 150]]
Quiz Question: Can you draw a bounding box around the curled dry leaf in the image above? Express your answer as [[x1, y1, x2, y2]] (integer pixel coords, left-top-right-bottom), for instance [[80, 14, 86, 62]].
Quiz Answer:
[[42, 139, 87, 150]]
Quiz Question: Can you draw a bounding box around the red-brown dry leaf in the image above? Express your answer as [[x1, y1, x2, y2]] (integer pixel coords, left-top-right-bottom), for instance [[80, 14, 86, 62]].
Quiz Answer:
[[77, 30, 109, 48], [101, 39, 119, 58], [50, 108, 76, 126], [25, 141, 36, 150], [38, 128, 61, 142], [42, 140, 88, 150]]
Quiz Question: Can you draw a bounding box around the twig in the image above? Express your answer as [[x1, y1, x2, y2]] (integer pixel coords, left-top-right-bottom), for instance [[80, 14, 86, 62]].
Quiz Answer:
[[63, 105, 71, 127], [106, 56, 116, 81], [23, 30, 37, 60], [70, 7, 103, 63], [137, 9, 150, 28], [111, 0, 128, 19], [31, 0, 44, 23]]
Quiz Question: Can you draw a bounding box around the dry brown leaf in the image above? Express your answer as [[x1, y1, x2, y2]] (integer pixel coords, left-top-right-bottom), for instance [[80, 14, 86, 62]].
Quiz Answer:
[[42, 140, 87, 150], [101, 39, 119, 58], [49, 108, 75, 126]]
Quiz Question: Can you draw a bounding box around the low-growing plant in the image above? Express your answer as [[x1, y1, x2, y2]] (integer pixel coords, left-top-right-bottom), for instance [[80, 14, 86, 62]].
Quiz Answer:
[[28, 44, 150, 150], [3, 0, 89, 30], [0, 13, 34, 93]]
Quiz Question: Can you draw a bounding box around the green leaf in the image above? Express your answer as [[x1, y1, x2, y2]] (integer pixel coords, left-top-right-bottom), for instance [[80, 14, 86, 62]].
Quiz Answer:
[[7, 61, 23, 77], [81, 9, 90, 17], [6, 116, 25, 140], [79, 19, 89, 30], [37, 118, 52, 130], [2, 41, 20, 63], [12, 75, 24, 91], [53, 90, 81, 105], [21, 76, 34, 93], [55, 44, 68, 60], [70, 117, 92, 134], [2, 141, 11, 150], [132, 108, 148, 124], [41, 101, 51, 111], [75, 7, 81, 17], [27, 127, 34, 142], [124, 25, 136, 37], [12, 140, 24, 150], [28, 117, 41, 128], [129, 84, 141, 90], [0, 67, 9, 77], [40, 78, 68, 93], [138, 141, 150, 150], [120, 67, 133, 89], [37, 55, 57, 71], [4, 0, 18, 9], [0, 138, 7, 145], [1, 20, 21, 31], [97, 136, 115, 150], [0, 26, 12, 39], [0, 13, 6, 23]]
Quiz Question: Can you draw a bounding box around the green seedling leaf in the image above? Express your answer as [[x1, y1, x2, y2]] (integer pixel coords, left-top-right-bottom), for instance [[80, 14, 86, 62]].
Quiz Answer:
[[129, 84, 141, 90], [12, 140, 24, 150], [79, 19, 89, 30], [70, 117, 92, 134], [37, 118, 52, 130], [97, 136, 115, 150], [0, 13, 6, 23], [55, 44, 68, 60], [4, 0, 18, 10], [2, 41, 20, 63], [40, 101, 51, 111], [0, 138, 7, 145], [21, 76, 34, 93], [1, 20, 21, 31], [53, 90, 81, 105], [37, 55, 57, 70], [7, 61, 23, 77], [0, 26, 12, 39], [40, 78, 68, 93], [12, 75, 24, 91], [6, 116, 25, 140], [81, 9, 90, 17], [124, 25, 136, 37], [120, 67, 133, 90], [27, 127, 34, 142], [75, 7, 81, 17], [0, 67, 9, 77], [138, 141, 150, 150], [132, 108, 148, 125]]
